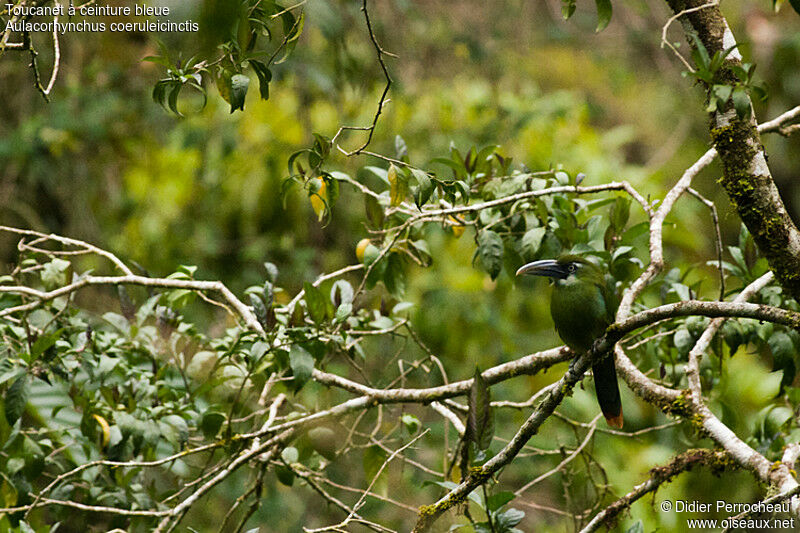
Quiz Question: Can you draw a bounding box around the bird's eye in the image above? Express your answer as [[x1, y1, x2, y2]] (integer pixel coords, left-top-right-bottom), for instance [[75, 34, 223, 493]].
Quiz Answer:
[[567, 263, 577, 273]]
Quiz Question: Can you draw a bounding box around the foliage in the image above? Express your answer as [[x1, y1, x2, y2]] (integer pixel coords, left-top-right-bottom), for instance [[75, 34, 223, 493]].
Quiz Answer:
[[2, 145, 800, 530], [2, 0, 800, 532]]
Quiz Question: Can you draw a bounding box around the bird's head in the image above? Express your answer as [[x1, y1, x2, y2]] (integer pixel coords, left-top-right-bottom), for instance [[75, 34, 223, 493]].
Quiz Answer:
[[515, 255, 599, 283]]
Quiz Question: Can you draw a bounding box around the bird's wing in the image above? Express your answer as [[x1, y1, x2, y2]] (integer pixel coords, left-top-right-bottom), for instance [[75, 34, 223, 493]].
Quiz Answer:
[[599, 273, 620, 326]]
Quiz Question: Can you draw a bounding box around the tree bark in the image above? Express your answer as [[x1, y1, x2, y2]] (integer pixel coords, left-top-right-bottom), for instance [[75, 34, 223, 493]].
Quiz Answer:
[[665, 0, 800, 301]]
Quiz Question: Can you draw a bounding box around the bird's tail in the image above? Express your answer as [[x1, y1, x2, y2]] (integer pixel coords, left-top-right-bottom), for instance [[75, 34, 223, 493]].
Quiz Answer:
[[592, 354, 623, 428]]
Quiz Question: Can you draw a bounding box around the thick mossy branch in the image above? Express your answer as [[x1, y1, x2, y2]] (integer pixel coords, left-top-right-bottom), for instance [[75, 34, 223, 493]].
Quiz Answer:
[[665, 0, 800, 302], [586, 449, 737, 531], [712, 123, 800, 299]]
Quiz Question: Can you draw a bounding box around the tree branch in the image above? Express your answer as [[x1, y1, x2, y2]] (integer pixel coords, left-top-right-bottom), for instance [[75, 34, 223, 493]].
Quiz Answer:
[[580, 449, 735, 533], [664, 0, 800, 301]]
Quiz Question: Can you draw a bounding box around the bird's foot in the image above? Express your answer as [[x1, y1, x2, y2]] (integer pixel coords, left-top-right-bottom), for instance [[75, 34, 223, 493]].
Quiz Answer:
[[590, 337, 606, 356], [567, 357, 579, 373]]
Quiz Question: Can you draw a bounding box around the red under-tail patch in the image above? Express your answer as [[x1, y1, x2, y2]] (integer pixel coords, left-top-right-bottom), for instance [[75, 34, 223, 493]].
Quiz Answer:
[[605, 413, 624, 429]]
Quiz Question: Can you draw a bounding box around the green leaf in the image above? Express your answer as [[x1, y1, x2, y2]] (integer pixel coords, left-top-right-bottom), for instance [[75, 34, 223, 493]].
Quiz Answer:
[[410, 239, 433, 267], [486, 491, 515, 512], [769, 332, 796, 392], [276, 11, 305, 64], [161, 415, 189, 446], [453, 180, 470, 202], [142, 54, 171, 67], [248, 60, 272, 100], [738, 223, 751, 251], [186, 350, 218, 380], [330, 279, 354, 306], [395, 135, 408, 160], [690, 33, 711, 72], [561, 0, 576, 19], [732, 87, 751, 120], [626, 520, 645, 533], [216, 68, 233, 105], [520, 227, 546, 259], [263, 262, 279, 283], [30, 330, 61, 361], [0, 474, 18, 507], [249, 293, 270, 331], [467, 367, 494, 451], [594, 0, 612, 31], [303, 282, 328, 323], [275, 464, 295, 486], [728, 245, 748, 274], [167, 82, 182, 116], [201, 411, 225, 439], [307, 426, 336, 459], [429, 481, 484, 507], [335, 303, 352, 323], [411, 169, 434, 208], [229, 74, 250, 113], [282, 446, 299, 463], [709, 45, 739, 74], [289, 345, 314, 388], [401, 413, 420, 435], [392, 301, 415, 315], [4, 374, 28, 425], [363, 444, 387, 482], [364, 194, 385, 229], [41, 258, 70, 288], [369, 316, 394, 330], [477, 230, 504, 280], [5, 457, 24, 476], [362, 166, 390, 185], [285, 10, 305, 42], [750, 84, 768, 102], [276, 452, 299, 486], [673, 328, 694, 359], [314, 133, 332, 159], [496, 507, 525, 529], [263, 280, 275, 309], [610, 196, 631, 234], [383, 253, 406, 298], [713, 84, 733, 104], [165, 288, 195, 309], [152, 80, 168, 109]]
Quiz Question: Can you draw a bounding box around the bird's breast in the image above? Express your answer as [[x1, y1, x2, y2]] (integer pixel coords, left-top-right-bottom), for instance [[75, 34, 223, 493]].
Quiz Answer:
[[550, 279, 609, 353]]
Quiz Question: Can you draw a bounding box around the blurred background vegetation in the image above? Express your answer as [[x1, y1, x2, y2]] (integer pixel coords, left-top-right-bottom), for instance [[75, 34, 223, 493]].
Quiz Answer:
[[1, 0, 799, 531]]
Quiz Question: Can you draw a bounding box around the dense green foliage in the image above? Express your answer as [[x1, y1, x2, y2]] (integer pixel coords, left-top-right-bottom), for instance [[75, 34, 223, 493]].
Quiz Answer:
[[2, 1, 800, 532]]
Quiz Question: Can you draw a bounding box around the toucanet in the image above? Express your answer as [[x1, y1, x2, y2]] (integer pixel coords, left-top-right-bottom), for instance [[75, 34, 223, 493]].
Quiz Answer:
[[516, 255, 623, 428]]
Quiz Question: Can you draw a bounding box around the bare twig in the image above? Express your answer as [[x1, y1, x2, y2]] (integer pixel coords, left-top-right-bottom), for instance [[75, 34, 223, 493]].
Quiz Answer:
[[331, 0, 394, 156], [660, 1, 719, 71], [687, 187, 725, 299], [514, 415, 600, 496]]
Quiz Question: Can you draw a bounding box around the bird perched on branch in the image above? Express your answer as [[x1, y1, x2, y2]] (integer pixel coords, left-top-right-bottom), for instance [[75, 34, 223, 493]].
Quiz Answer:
[[516, 255, 623, 428]]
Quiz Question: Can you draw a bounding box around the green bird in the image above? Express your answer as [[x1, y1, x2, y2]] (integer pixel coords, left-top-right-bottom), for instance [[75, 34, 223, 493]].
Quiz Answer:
[[516, 255, 623, 428]]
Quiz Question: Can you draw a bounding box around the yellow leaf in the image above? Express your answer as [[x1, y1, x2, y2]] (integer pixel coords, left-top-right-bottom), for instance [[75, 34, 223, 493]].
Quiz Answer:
[[388, 164, 408, 207], [93, 414, 111, 448], [448, 215, 465, 238], [308, 178, 327, 221]]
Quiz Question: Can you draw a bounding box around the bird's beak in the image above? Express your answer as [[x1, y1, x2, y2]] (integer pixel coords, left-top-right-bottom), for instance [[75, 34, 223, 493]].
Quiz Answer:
[[515, 259, 565, 279]]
